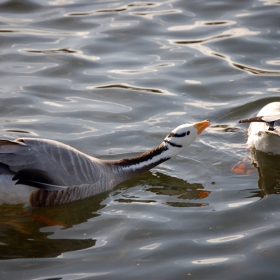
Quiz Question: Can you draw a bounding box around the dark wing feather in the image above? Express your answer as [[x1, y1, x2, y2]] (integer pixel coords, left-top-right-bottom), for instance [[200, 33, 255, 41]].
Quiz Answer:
[[239, 116, 266, 123], [13, 169, 68, 191], [0, 138, 106, 187]]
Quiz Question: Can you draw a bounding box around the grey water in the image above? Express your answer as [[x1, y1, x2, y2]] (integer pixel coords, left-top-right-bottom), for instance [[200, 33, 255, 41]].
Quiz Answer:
[[0, 0, 280, 279]]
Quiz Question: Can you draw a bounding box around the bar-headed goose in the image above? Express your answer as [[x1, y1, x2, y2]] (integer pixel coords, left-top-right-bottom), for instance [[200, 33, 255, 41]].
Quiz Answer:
[[0, 120, 210, 207], [239, 102, 280, 154]]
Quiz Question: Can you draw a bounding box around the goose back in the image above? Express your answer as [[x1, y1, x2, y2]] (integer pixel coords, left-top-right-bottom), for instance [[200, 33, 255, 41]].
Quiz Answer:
[[0, 138, 118, 206]]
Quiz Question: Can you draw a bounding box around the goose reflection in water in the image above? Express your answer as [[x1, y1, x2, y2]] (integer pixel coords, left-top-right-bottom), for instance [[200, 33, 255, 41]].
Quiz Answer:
[[0, 193, 104, 259], [250, 149, 280, 197], [115, 171, 210, 208], [0, 170, 210, 259]]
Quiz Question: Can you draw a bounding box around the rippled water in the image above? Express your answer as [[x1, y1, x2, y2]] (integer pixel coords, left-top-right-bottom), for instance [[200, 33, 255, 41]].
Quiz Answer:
[[0, 0, 280, 279]]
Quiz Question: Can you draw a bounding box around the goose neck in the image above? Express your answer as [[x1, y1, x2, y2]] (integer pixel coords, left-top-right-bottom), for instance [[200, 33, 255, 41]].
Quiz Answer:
[[106, 142, 171, 183]]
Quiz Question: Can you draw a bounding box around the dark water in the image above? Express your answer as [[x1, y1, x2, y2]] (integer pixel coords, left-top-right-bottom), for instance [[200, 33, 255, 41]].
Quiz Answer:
[[0, 0, 280, 279]]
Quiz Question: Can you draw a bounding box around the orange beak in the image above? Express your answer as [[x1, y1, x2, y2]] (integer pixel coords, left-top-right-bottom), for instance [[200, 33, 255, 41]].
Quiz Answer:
[[194, 120, 211, 135]]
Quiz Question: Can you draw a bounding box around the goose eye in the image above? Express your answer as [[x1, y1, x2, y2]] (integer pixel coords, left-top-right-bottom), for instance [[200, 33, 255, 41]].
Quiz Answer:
[[187, 131, 190, 135]]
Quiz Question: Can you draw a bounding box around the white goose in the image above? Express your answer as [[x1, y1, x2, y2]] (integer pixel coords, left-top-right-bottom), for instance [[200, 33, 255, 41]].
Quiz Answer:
[[239, 102, 280, 154], [0, 120, 210, 207]]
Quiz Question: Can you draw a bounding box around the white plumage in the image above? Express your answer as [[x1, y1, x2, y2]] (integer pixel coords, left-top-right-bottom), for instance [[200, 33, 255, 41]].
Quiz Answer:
[[239, 102, 280, 155]]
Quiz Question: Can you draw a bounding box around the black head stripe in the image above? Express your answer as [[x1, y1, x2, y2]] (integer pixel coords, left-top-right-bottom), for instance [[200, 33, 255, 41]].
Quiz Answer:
[[174, 132, 186, 137], [164, 139, 182, 148], [167, 132, 186, 138]]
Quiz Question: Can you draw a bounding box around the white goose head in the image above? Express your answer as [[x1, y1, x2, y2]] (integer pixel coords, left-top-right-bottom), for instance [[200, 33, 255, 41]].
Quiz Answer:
[[163, 120, 210, 157]]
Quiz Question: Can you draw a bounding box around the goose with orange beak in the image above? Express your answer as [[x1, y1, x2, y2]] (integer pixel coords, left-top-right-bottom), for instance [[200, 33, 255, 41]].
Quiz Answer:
[[0, 120, 210, 206]]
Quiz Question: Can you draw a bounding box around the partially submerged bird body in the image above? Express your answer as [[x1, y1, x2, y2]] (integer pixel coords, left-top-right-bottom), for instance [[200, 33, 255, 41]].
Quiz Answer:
[[0, 120, 210, 207], [239, 102, 280, 154]]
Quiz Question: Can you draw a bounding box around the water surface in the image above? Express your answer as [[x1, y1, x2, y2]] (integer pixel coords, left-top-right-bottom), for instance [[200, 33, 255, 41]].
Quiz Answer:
[[0, 0, 280, 279]]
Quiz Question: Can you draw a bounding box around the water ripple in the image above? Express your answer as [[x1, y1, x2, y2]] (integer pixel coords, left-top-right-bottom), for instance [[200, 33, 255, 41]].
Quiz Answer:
[[133, 9, 182, 19], [170, 27, 259, 44], [233, 63, 280, 75], [176, 254, 245, 267], [168, 20, 236, 31], [176, 42, 280, 76], [95, 83, 176, 96], [68, 2, 160, 16], [21, 48, 100, 61]]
